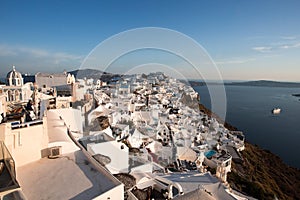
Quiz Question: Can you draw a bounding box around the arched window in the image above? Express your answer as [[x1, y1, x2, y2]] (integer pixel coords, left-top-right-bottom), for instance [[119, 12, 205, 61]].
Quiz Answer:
[[7, 90, 12, 101]]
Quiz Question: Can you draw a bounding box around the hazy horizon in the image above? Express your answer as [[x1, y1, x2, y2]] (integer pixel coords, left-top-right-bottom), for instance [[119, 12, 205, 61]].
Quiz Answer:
[[1, 67, 300, 84]]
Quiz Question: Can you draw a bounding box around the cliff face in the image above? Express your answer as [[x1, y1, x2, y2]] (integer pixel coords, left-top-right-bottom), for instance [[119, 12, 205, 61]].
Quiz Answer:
[[228, 142, 300, 200], [199, 103, 300, 200]]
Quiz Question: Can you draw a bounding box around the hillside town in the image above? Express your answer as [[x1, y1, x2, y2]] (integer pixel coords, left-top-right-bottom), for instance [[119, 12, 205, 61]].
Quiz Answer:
[[0, 66, 253, 200]]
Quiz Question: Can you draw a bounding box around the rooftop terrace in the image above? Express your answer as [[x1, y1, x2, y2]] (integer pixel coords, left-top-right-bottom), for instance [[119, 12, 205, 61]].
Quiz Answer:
[[17, 150, 122, 200]]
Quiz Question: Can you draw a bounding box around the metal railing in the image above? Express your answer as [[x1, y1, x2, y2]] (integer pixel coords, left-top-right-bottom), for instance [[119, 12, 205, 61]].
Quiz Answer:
[[11, 120, 43, 130], [0, 141, 19, 193]]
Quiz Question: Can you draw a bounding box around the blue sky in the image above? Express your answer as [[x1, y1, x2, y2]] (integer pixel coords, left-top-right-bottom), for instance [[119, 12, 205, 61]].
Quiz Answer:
[[1, 0, 300, 81]]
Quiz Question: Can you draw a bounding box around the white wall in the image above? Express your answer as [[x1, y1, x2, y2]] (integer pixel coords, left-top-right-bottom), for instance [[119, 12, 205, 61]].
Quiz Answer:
[[87, 141, 129, 173], [131, 163, 152, 173], [49, 108, 83, 133], [0, 93, 7, 118], [46, 109, 81, 154], [0, 118, 48, 168], [94, 183, 124, 200]]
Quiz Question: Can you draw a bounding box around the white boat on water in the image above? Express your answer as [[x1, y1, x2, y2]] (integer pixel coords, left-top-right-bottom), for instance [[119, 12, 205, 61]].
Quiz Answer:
[[272, 108, 281, 114]]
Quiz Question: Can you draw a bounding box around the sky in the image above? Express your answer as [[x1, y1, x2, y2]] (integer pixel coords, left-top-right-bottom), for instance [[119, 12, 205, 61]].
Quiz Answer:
[[1, 0, 300, 81]]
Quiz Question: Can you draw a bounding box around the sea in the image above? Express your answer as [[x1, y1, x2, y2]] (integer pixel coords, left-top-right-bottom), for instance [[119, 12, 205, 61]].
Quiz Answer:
[[193, 84, 300, 169]]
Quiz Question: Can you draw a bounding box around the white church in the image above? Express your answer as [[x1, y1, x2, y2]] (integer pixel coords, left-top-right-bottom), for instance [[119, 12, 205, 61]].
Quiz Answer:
[[2, 66, 33, 102]]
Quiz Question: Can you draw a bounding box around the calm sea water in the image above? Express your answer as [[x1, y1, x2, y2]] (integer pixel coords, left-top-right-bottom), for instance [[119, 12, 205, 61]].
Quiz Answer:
[[193, 85, 300, 168]]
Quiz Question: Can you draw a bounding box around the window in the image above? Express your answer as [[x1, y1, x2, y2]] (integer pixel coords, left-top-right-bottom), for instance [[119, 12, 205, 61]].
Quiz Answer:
[[172, 186, 179, 197], [225, 161, 230, 167]]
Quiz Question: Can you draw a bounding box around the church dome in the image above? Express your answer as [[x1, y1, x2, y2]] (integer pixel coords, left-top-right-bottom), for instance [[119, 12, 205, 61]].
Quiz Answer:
[[6, 66, 24, 86], [7, 66, 22, 79]]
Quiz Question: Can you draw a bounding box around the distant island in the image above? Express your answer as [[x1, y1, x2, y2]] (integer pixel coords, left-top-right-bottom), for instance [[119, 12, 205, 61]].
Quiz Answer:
[[189, 80, 300, 88], [227, 80, 300, 88]]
